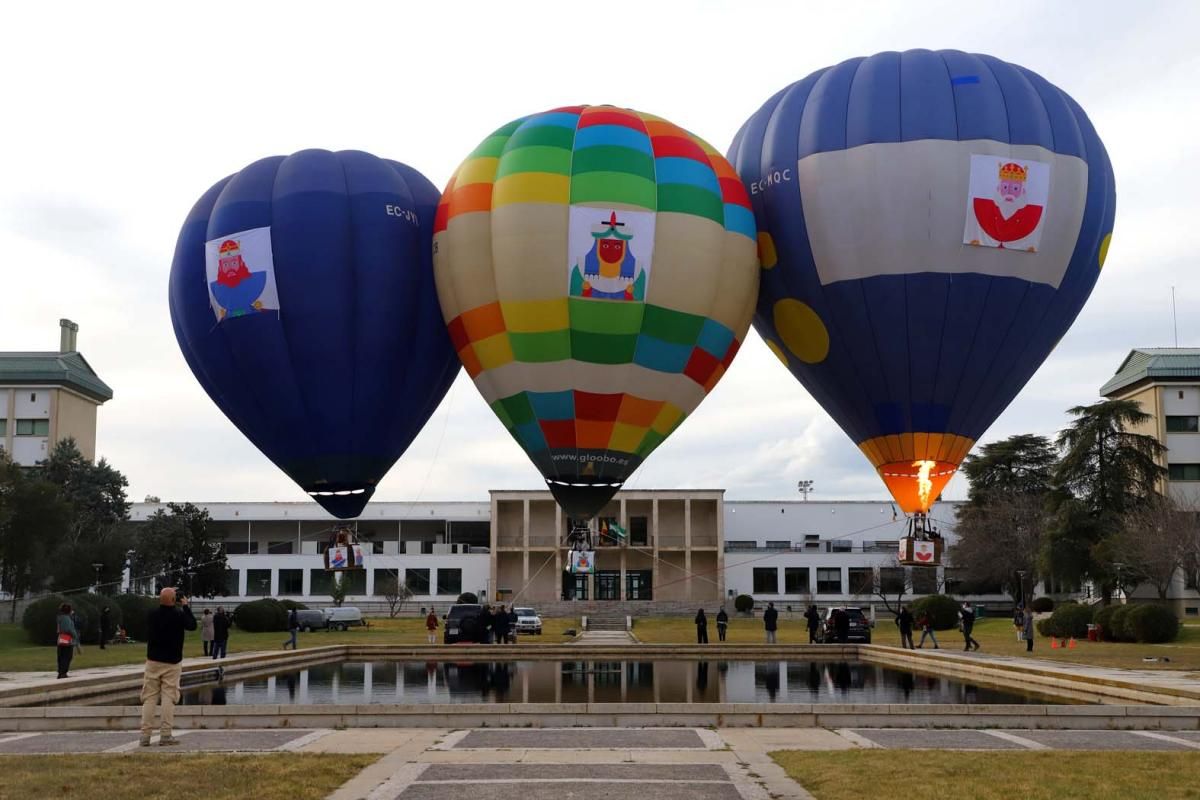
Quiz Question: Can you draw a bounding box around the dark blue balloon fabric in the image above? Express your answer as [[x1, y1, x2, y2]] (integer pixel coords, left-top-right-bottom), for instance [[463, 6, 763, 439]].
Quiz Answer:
[[169, 150, 459, 518]]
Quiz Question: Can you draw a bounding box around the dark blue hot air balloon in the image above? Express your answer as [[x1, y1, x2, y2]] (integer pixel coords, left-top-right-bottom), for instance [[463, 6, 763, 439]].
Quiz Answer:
[[169, 149, 459, 519], [730, 50, 1115, 516]]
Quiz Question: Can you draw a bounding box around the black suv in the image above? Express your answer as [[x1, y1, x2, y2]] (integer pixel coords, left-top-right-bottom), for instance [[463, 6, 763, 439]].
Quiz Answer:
[[817, 607, 873, 644], [443, 604, 484, 644]]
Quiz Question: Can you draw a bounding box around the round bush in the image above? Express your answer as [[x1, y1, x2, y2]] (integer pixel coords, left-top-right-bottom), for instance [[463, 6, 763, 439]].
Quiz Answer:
[[1093, 604, 1120, 641], [233, 598, 289, 632], [734, 594, 754, 613], [456, 592, 478, 604], [1125, 604, 1179, 644], [1040, 603, 1095, 638], [112, 594, 159, 641], [76, 595, 122, 645], [1030, 597, 1055, 613], [1108, 605, 1135, 642], [279, 599, 308, 611], [910, 595, 960, 630], [22, 595, 68, 645]]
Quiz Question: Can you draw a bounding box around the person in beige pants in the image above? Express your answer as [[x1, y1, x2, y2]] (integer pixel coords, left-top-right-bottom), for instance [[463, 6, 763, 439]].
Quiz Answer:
[[140, 587, 197, 746]]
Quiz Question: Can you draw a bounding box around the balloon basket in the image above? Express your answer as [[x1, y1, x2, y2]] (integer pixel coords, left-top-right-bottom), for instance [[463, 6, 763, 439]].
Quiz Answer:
[[898, 536, 943, 567]]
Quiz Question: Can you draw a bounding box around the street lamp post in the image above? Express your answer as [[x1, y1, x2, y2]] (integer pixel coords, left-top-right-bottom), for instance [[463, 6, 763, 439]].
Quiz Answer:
[[797, 480, 814, 501], [91, 562, 103, 594], [1016, 570, 1027, 608]]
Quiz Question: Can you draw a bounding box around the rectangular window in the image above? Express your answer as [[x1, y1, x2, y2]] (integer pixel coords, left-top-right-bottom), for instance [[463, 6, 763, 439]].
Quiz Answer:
[[436, 568, 462, 596], [629, 516, 648, 546], [309, 569, 334, 596], [0, 420, 6, 436], [373, 569, 401, 596], [246, 569, 271, 596], [725, 540, 758, 551], [15, 419, 49, 436], [221, 569, 240, 596], [1166, 416, 1200, 433], [267, 541, 294, 555], [849, 567, 874, 594], [223, 541, 258, 555], [278, 569, 303, 595], [816, 568, 842, 594], [341, 570, 366, 595], [912, 568, 939, 594], [784, 567, 809, 594], [752, 567, 779, 594], [371, 540, 385, 555], [879, 567, 906, 594], [625, 570, 652, 600], [765, 540, 791, 550], [1169, 463, 1200, 481], [406, 568, 430, 595]]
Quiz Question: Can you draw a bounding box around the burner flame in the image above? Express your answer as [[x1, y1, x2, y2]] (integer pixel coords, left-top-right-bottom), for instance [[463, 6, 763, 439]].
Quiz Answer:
[[913, 460, 936, 509]]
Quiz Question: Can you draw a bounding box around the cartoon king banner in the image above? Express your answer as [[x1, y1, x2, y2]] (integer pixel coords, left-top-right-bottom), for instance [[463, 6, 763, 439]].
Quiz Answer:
[[204, 225, 281, 321], [963, 155, 1051, 252], [568, 208, 654, 301]]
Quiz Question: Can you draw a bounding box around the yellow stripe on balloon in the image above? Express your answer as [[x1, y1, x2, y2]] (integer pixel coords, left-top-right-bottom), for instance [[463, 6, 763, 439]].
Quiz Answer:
[[472, 333, 515, 371], [651, 403, 684, 435], [500, 299, 569, 333], [454, 157, 500, 187], [493, 173, 570, 208], [608, 422, 647, 454]]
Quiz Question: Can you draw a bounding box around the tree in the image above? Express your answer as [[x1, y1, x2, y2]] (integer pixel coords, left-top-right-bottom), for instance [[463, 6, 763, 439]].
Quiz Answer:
[[40, 438, 130, 546], [962, 434, 1057, 505], [1108, 493, 1200, 600], [379, 570, 413, 618], [129, 503, 227, 597], [0, 455, 72, 621], [329, 574, 346, 607]]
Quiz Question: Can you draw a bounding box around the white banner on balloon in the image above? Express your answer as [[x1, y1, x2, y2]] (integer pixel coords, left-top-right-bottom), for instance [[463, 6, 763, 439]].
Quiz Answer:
[[204, 226, 281, 322], [567, 207, 655, 302], [963, 155, 1051, 253]]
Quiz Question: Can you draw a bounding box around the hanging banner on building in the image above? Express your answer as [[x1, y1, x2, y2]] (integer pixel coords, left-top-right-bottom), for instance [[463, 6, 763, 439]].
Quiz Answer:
[[205, 226, 281, 322], [325, 544, 365, 571], [570, 550, 596, 574], [963, 156, 1051, 252]]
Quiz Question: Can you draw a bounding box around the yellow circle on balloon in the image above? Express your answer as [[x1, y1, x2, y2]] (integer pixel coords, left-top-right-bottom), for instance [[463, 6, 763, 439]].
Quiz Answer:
[[773, 299, 829, 364], [765, 339, 789, 366], [1098, 232, 1112, 270], [757, 232, 778, 269]]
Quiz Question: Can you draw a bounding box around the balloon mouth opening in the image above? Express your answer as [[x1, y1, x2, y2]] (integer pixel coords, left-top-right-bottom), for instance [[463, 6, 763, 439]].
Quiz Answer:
[[878, 460, 958, 514], [308, 488, 369, 497], [545, 479, 625, 489]]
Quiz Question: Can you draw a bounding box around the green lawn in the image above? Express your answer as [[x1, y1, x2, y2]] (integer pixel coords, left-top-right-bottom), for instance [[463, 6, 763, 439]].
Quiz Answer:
[[0, 753, 377, 800], [773, 750, 1200, 800], [0, 616, 580, 673]]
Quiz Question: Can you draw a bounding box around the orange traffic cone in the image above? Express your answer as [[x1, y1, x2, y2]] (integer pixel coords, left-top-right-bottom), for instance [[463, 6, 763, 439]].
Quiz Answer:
[[1068, 637, 1077, 649], [1051, 638, 1059, 649]]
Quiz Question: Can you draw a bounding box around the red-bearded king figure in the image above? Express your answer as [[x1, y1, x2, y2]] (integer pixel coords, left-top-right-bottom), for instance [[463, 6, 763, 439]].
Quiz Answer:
[[216, 239, 252, 287], [971, 162, 1043, 247]]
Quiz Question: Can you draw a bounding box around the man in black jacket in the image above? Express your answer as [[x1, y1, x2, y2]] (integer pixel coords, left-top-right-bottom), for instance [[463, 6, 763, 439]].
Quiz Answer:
[[211, 606, 231, 659], [763, 602, 779, 644], [139, 587, 197, 747]]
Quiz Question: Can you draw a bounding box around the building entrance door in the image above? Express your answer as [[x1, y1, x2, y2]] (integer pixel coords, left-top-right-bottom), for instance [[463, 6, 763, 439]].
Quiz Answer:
[[625, 570, 652, 601], [596, 571, 620, 600], [562, 571, 589, 600]]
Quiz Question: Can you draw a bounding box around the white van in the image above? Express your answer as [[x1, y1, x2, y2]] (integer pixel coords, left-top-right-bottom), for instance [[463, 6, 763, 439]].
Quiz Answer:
[[323, 606, 365, 631]]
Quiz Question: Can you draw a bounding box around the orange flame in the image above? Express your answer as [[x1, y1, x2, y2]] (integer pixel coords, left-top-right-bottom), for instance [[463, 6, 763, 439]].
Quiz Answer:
[[913, 460, 936, 509]]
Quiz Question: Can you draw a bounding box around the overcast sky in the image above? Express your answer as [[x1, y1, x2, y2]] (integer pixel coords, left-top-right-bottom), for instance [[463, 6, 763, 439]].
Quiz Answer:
[[2, 1, 1196, 509]]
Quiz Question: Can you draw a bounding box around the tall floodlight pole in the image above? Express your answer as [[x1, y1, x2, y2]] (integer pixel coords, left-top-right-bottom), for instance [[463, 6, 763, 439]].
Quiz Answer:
[[797, 480, 814, 501]]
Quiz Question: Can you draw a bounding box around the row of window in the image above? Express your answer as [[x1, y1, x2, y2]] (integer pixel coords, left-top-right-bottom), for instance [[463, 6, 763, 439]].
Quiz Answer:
[[223, 540, 442, 555], [750, 566, 942, 595], [227, 567, 463, 597], [0, 419, 49, 437], [1169, 463, 1200, 481], [1166, 416, 1199, 433]]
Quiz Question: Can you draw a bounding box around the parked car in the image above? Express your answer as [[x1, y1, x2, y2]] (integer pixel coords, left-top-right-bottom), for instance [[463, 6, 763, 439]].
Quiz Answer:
[[513, 607, 542, 635], [443, 604, 484, 644], [294, 609, 327, 632], [323, 606, 365, 631], [817, 607, 872, 644]]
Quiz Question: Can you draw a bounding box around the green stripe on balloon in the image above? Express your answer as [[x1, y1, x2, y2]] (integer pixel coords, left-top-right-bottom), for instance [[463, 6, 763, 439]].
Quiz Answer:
[[570, 331, 638, 364], [490, 399, 515, 429], [510, 331, 571, 362], [495, 146, 573, 179], [507, 124, 576, 151], [641, 305, 706, 346], [570, 173, 657, 209], [568, 298, 644, 335], [471, 121, 525, 159], [636, 430, 666, 457], [570, 146, 656, 182], [499, 394, 536, 427], [657, 184, 724, 225]]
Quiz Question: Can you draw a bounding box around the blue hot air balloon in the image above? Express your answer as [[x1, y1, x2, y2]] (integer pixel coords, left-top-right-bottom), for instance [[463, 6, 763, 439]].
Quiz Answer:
[[730, 50, 1115, 517], [169, 150, 459, 519]]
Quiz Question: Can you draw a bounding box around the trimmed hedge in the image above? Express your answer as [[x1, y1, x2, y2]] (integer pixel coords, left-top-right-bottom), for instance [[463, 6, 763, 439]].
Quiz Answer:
[[279, 599, 308, 611], [1030, 597, 1055, 613], [1093, 604, 1121, 641], [21, 593, 121, 646], [233, 598, 289, 632], [1127, 604, 1179, 643], [910, 595, 960, 630], [112, 594, 159, 641], [1109, 605, 1135, 642], [22, 595, 70, 646], [734, 594, 754, 613], [456, 592, 478, 604], [1037, 603, 1094, 638]]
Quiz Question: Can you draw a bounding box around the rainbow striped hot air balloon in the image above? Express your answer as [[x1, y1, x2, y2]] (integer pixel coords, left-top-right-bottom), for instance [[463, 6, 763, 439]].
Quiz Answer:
[[434, 105, 759, 520]]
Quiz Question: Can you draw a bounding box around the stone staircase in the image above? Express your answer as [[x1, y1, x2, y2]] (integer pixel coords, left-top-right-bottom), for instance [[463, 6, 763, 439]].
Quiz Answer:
[[584, 613, 628, 632]]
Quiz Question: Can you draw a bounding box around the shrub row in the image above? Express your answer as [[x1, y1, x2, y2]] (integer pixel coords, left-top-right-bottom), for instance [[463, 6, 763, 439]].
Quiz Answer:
[[909, 594, 960, 630], [233, 597, 290, 632], [1036, 602, 1094, 638], [22, 593, 124, 646], [1030, 596, 1055, 613], [1095, 603, 1178, 644]]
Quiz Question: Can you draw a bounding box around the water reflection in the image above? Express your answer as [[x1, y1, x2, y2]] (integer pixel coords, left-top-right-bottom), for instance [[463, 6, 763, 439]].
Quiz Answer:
[[176, 660, 1067, 706]]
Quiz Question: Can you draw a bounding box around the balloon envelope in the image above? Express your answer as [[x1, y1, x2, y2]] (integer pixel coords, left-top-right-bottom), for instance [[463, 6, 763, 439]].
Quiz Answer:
[[169, 149, 459, 518], [434, 105, 759, 518], [729, 51, 1115, 512]]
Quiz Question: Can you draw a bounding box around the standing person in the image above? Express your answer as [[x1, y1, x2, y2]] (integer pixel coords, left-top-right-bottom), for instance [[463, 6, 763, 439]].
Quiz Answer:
[[1023, 607, 1035, 653], [960, 602, 981, 651], [99, 606, 111, 650], [833, 608, 850, 644], [140, 587, 197, 746], [283, 608, 299, 650], [495, 606, 508, 645], [694, 609, 709, 644], [200, 609, 214, 656], [211, 606, 231, 660], [425, 608, 439, 644], [896, 605, 915, 649], [804, 604, 820, 643], [715, 607, 729, 642], [56, 603, 78, 679], [763, 602, 779, 644], [1012, 606, 1025, 642], [916, 611, 940, 649], [480, 605, 494, 644], [506, 606, 518, 644]]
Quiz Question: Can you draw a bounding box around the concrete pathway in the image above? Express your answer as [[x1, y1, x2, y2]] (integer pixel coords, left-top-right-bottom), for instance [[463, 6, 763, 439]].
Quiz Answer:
[[573, 630, 636, 644]]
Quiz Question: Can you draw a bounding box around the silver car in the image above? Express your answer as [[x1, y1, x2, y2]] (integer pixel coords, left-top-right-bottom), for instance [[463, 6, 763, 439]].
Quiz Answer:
[[514, 607, 542, 635]]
